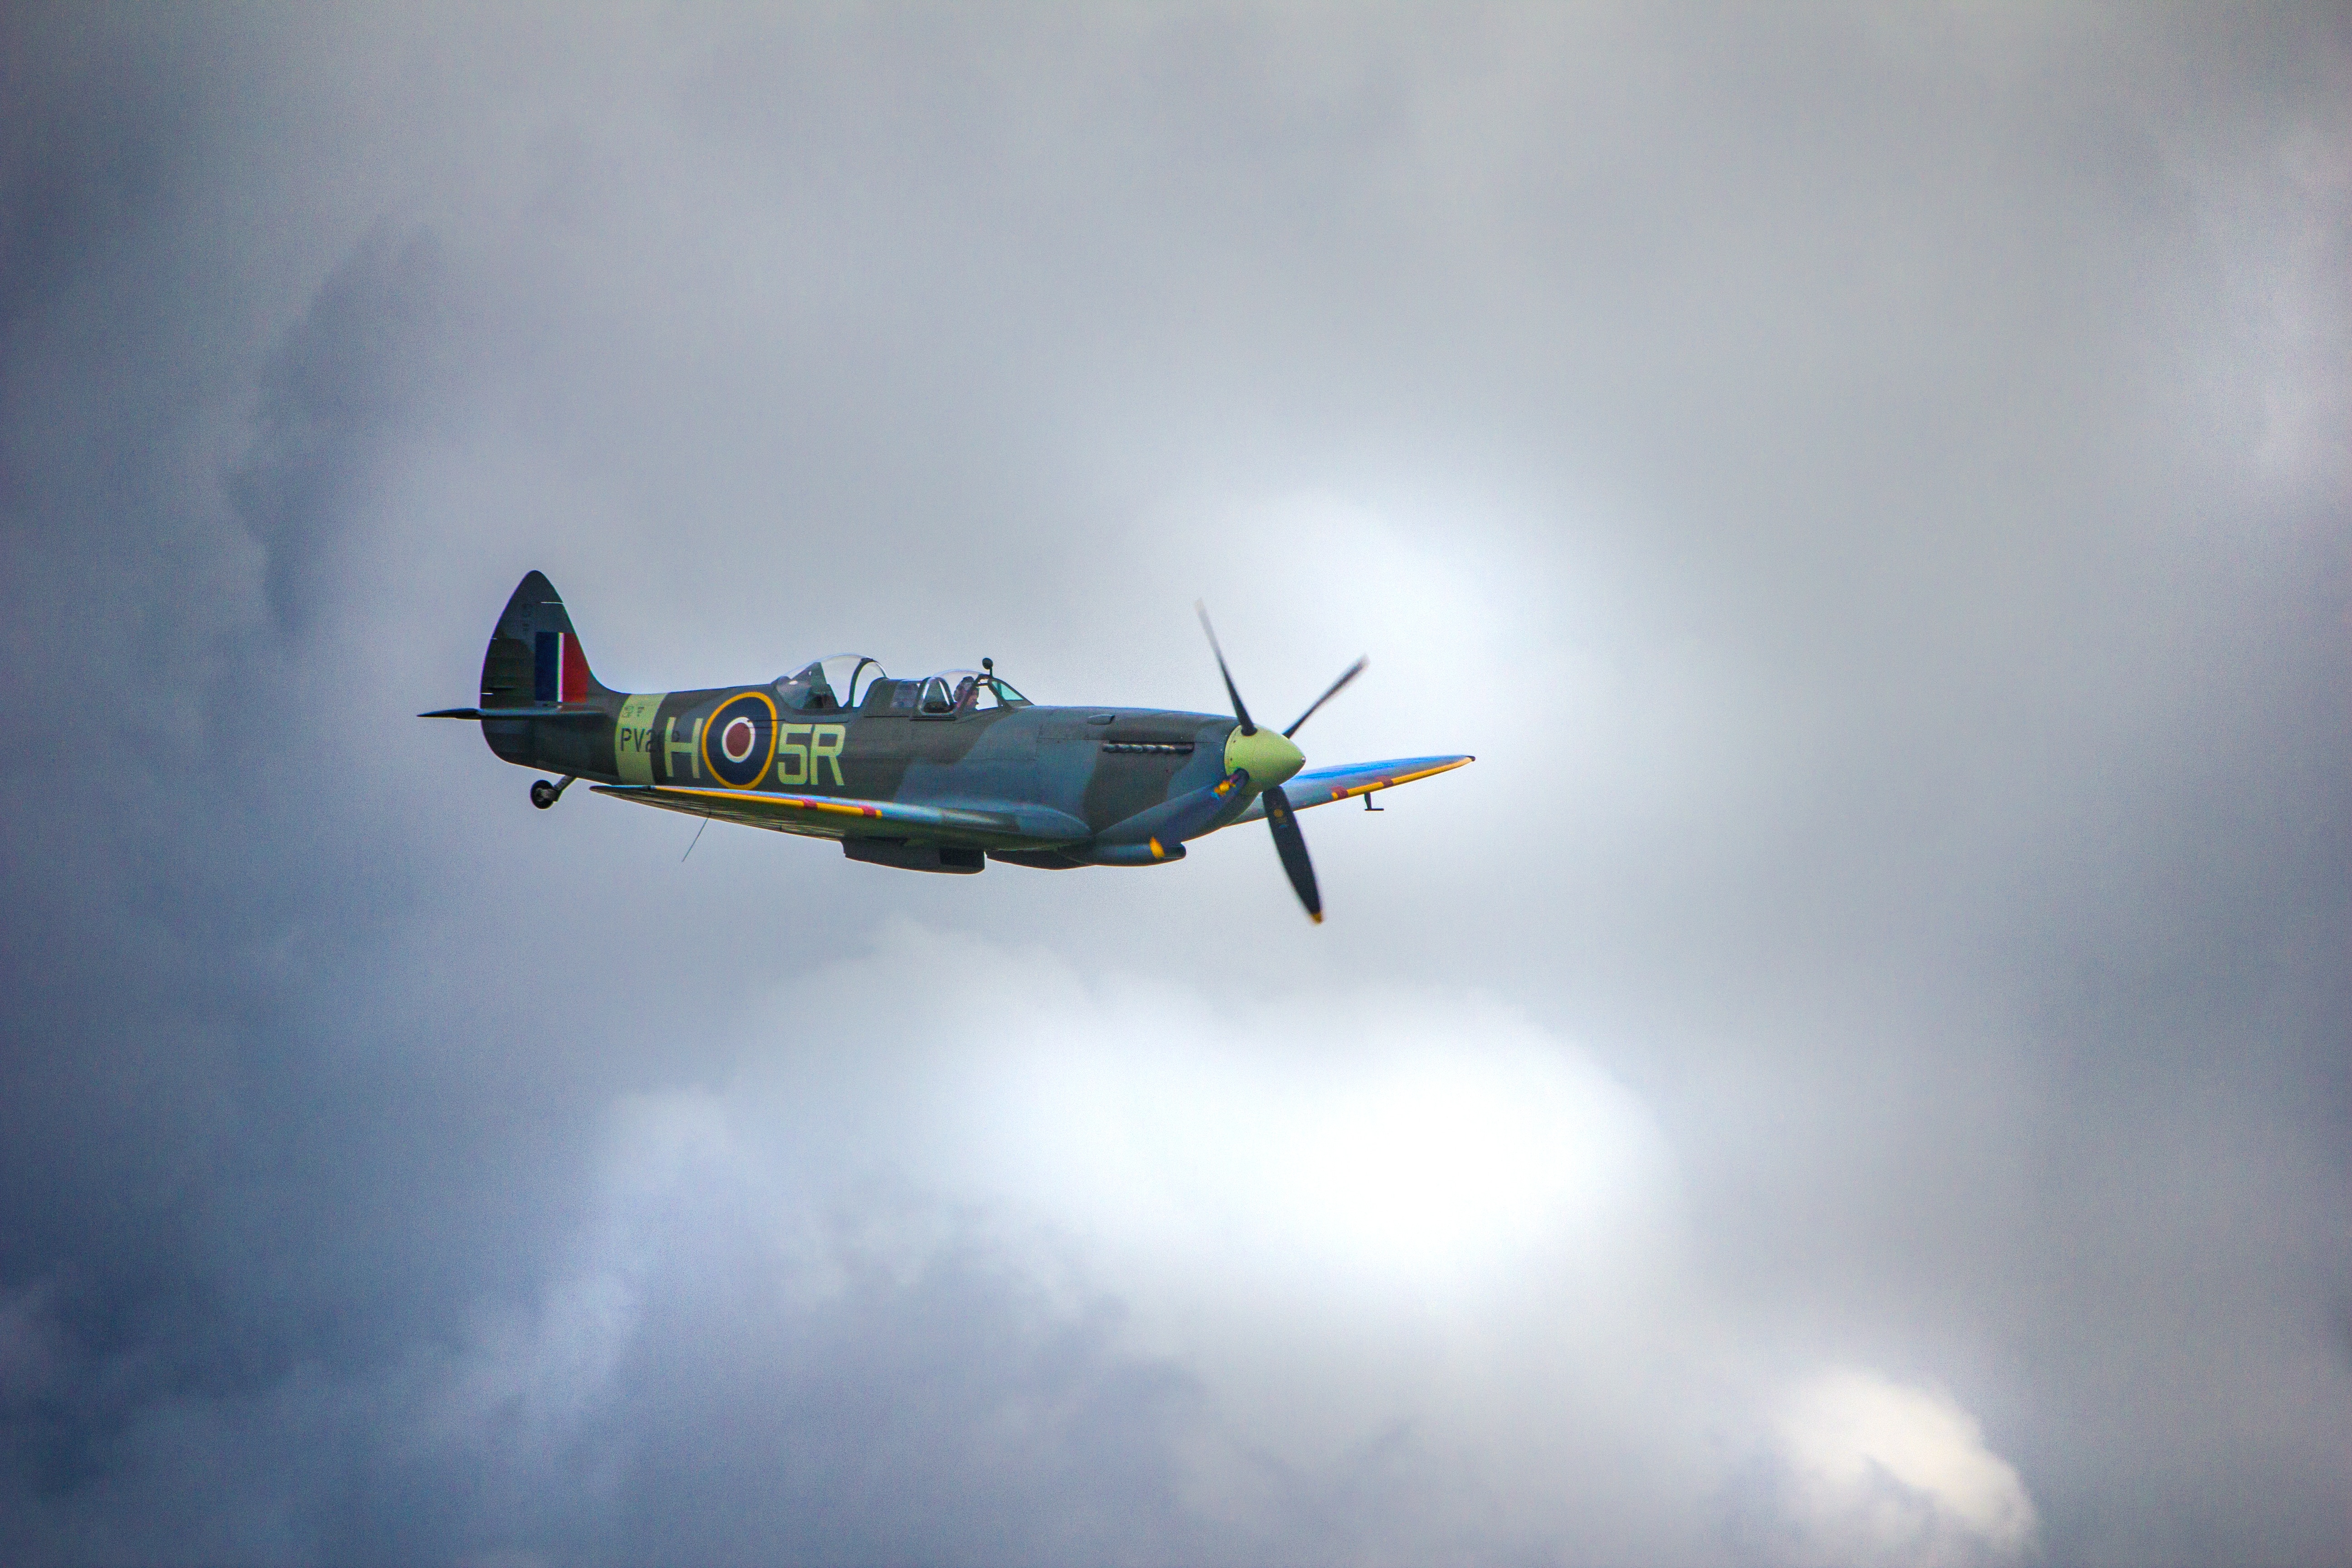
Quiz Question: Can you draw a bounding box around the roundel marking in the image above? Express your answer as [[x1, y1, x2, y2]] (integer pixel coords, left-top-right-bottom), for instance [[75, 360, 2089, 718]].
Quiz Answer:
[[701, 690, 779, 789]]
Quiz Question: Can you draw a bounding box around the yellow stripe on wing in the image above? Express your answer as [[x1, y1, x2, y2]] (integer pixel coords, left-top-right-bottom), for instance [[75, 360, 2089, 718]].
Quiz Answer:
[[1309, 755, 1475, 803], [656, 786, 883, 818]]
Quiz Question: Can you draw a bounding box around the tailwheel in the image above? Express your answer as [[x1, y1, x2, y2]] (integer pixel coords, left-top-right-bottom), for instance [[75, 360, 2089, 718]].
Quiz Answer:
[[530, 775, 575, 810]]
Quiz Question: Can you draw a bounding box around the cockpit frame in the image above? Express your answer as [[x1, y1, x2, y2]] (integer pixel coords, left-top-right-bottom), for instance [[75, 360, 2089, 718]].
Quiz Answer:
[[775, 654, 886, 714]]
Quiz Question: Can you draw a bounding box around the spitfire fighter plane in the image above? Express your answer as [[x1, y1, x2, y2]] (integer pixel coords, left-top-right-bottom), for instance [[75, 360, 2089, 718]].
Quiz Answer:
[[424, 572, 1472, 921]]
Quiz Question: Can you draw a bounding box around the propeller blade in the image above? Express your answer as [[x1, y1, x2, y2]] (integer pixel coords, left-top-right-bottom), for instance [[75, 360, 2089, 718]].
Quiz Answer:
[[1195, 602, 1256, 735], [1283, 656, 1368, 738], [1261, 784, 1323, 923]]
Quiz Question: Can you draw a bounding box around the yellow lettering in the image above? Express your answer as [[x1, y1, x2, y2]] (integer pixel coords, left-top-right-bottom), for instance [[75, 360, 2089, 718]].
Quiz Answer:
[[616, 693, 664, 785], [811, 724, 847, 787], [664, 715, 701, 781], [776, 723, 810, 786]]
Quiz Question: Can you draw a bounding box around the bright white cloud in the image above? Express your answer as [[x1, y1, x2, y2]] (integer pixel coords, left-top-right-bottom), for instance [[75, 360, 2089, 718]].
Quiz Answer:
[[1770, 1367, 2040, 1568], [726, 925, 1676, 1311]]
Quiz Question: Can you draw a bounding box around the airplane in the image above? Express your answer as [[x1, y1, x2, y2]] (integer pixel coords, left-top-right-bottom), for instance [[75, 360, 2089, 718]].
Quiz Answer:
[[422, 572, 1472, 921]]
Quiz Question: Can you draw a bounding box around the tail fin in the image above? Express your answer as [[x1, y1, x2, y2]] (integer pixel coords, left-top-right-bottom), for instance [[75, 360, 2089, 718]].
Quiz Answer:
[[479, 570, 610, 708]]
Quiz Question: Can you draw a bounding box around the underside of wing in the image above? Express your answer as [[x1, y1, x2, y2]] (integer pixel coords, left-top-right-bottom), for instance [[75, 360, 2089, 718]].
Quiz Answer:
[[1228, 754, 1474, 823], [589, 784, 1088, 849]]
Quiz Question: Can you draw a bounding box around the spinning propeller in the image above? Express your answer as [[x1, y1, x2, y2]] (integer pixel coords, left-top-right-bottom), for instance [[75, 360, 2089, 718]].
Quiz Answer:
[[1196, 604, 1368, 923]]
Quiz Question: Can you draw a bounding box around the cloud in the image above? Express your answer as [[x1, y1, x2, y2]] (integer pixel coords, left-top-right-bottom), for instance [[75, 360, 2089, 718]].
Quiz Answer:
[[229, 228, 458, 634], [637, 926, 1711, 1559], [278, 926, 2006, 1566], [1763, 1368, 2039, 1568], [746, 926, 1672, 1290]]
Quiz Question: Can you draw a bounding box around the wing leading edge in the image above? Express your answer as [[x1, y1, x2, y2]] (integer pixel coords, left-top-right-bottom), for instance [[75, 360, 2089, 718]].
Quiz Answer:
[[1228, 754, 1473, 823]]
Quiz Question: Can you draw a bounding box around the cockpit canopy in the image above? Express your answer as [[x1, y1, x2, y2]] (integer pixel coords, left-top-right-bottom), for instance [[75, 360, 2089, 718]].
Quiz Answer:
[[776, 656, 1031, 715], [774, 654, 884, 713], [903, 669, 1031, 714]]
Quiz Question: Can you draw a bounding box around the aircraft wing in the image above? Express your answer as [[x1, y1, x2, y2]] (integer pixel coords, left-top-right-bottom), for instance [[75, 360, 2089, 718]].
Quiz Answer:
[[588, 784, 1089, 848], [1228, 754, 1474, 822]]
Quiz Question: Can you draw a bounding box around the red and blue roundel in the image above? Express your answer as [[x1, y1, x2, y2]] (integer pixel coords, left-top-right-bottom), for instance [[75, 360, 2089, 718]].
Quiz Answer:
[[701, 691, 778, 788]]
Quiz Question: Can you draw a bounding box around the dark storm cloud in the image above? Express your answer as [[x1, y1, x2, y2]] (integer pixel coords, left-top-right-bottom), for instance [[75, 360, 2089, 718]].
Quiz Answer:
[[3, 196, 460, 1568], [2, 4, 2347, 1565], [231, 232, 456, 634]]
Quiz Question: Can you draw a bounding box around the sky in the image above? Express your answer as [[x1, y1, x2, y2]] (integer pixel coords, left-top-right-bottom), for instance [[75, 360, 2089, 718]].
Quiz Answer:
[[2, 4, 2347, 1564]]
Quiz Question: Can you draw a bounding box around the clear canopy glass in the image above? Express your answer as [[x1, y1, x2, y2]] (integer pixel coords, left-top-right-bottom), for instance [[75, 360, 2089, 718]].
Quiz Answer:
[[780, 657, 1028, 714], [775, 654, 884, 713], [914, 669, 1031, 714]]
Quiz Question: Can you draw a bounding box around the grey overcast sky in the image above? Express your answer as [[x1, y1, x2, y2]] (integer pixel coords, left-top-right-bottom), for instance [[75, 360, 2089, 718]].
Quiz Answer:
[[2, 5, 2347, 1564]]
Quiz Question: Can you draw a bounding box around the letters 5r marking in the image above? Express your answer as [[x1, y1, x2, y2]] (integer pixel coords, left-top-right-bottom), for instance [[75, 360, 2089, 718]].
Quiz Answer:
[[774, 724, 846, 788]]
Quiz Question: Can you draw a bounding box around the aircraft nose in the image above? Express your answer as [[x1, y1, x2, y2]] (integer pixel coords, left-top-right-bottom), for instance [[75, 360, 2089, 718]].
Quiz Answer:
[[1225, 723, 1304, 789]]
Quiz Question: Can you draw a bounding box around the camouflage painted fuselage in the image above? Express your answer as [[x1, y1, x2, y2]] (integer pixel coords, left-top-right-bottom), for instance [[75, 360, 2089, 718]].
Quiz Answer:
[[502, 687, 1248, 871]]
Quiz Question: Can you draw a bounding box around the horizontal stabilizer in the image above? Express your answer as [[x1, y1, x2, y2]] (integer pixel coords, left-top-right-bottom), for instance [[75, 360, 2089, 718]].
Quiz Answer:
[[1230, 754, 1473, 821], [419, 706, 608, 720]]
